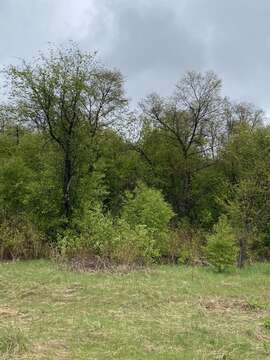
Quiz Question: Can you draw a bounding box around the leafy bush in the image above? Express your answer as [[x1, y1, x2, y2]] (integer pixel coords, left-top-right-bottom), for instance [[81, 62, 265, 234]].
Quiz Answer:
[[56, 229, 83, 258], [205, 216, 238, 272], [56, 184, 175, 265], [121, 183, 174, 252], [0, 157, 32, 217], [112, 220, 159, 264], [74, 203, 117, 257], [0, 217, 45, 260], [59, 199, 162, 264], [58, 204, 120, 262], [176, 223, 206, 266]]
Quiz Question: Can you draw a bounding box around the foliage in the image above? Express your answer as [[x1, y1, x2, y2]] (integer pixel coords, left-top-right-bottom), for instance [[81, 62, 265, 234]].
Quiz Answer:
[[113, 221, 159, 264], [121, 183, 174, 252], [58, 202, 160, 264], [4, 43, 127, 223], [176, 222, 206, 266], [205, 216, 238, 272], [0, 217, 45, 260], [0, 157, 32, 217], [1, 43, 270, 265], [76, 204, 117, 258]]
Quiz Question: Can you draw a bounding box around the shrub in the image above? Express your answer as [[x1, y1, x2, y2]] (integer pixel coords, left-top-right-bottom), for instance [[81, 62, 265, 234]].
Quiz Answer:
[[177, 225, 206, 266], [74, 203, 117, 258], [0, 217, 45, 260], [0, 157, 32, 217], [56, 229, 83, 258], [205, 216, 238, 272], [56, 206, 115, 260], [112, 220, 159, 264], [59, 200, 161, 265], [121, 183, 175, 253], [57, 185, 175, 265]]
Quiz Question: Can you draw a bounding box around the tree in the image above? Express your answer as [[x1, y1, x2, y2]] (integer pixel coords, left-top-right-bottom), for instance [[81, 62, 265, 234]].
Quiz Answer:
[[5, 43, 127, 223], [221, 126, 270, 264], [206, 216, 238, 272], [140, 71, 223, 216], [223, 100, 264, 137]]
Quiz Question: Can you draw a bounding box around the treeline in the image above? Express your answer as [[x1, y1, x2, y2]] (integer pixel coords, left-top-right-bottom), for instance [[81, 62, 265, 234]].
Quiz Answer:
[[0, 44, 269, 270]]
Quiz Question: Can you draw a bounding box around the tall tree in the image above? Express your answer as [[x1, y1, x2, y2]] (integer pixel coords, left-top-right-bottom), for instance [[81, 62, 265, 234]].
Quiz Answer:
[[5, 44, 127, 223], [223, 99, 264, 137], [140, 71, 223, 216]]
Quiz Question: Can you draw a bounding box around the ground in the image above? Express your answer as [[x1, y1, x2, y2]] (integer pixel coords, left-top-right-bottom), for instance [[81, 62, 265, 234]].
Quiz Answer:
[[0, 261, 270, 359]]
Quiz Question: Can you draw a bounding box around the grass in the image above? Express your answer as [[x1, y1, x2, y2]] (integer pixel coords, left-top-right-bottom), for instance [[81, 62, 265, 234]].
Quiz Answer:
[[0, 261, 270, 359]]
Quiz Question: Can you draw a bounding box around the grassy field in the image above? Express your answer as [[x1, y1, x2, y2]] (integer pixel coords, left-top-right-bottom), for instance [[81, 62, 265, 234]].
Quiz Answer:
[[1, 261, 270, 359]]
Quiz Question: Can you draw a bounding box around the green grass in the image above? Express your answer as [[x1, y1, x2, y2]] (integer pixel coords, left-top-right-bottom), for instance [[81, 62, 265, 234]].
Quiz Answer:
[[1, 261, 270, 359]]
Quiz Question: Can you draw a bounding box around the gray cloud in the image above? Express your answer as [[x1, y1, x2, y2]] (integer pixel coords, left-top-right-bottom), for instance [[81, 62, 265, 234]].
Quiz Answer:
[[1, 0, 270, 109]]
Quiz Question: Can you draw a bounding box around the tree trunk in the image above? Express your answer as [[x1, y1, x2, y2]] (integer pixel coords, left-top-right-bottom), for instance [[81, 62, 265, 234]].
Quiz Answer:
[[63, 148, 73, 223], [182, 157, 193, 216], [238, 237, 246, 268], [16, 125, 20, 145]]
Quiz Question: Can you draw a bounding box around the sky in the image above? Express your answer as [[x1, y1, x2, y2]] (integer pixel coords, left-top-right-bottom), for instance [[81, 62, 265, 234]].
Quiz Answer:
[[1, 0, 270, 109]]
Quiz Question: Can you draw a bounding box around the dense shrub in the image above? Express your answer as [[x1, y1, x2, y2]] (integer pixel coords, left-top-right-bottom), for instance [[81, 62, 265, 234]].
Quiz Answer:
[[0, 217, 45, 260], [205, 216, 238, 272], [112, 220, 159, 264], [0, 157, 32, 217], [58, 187, 173, 265], [121, 184, 175, 252], [173, 222, 206, 265], [75, 204, 117, 258]]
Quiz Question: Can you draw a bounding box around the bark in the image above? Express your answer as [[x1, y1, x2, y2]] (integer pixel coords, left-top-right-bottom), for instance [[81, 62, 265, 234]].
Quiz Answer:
[[63, 147, 73, 222], [181, 156, 193, 216], [238, 237, 246, 268]]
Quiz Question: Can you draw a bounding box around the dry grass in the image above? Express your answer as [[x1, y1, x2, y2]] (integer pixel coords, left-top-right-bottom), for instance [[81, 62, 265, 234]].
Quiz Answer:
[[0, 260, 270, 359]]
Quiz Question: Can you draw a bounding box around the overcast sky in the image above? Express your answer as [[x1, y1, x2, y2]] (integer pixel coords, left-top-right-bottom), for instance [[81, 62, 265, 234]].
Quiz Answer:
[[1, 0, 270, 109]]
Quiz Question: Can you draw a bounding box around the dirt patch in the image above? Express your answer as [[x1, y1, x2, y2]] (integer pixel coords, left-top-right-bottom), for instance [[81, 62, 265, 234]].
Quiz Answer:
[[20, 289, 39, 299], [32, 340, 70, 359], [0, 307, 19, 318], [0, 307, 31, 324], [57, 256, 147, 274], [199, 297, 263, 314]]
